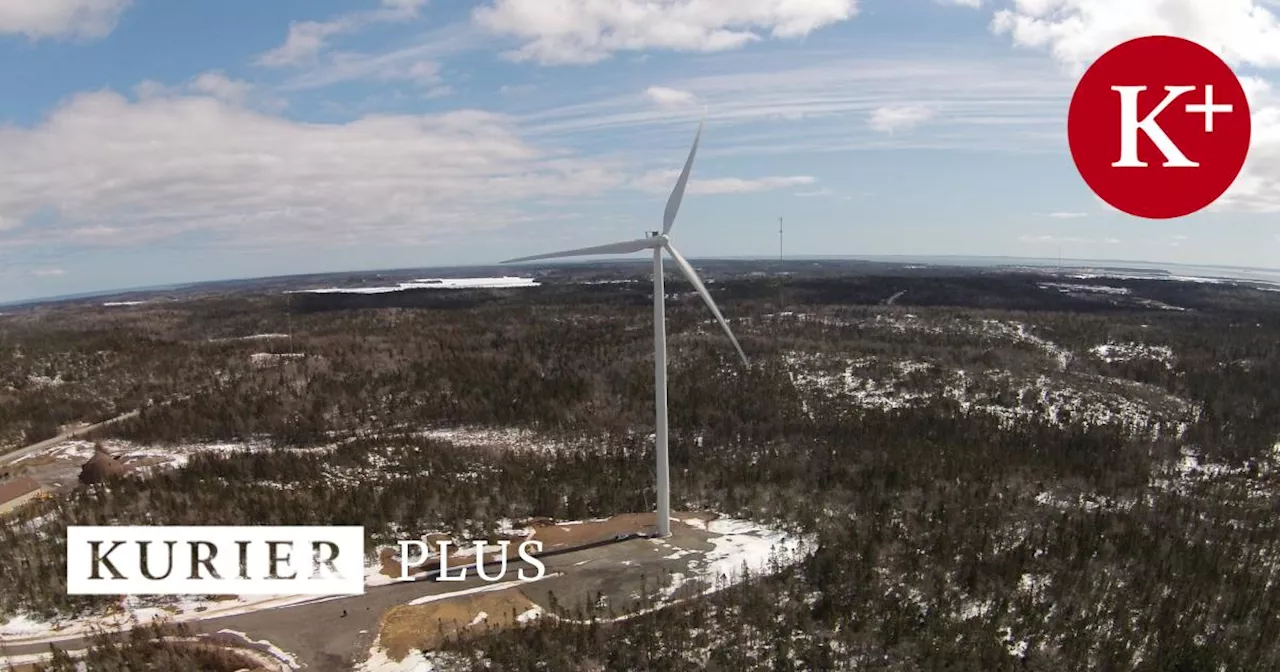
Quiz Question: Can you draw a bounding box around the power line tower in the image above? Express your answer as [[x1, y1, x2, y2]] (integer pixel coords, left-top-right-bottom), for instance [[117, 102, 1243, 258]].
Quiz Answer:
[[775, 216, 786, 352]]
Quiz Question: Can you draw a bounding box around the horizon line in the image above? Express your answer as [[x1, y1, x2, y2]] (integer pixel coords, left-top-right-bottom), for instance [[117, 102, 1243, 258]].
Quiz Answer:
[[5, 254, 1280, 309]]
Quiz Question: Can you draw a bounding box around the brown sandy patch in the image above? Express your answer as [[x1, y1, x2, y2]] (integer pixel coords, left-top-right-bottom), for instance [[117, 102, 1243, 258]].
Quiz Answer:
[[377, 588, 539, 660], [528, 512, 653, 549], [527, 511, 718, 548], [379, 512, 720, 580], [378, 533, 525, 580]]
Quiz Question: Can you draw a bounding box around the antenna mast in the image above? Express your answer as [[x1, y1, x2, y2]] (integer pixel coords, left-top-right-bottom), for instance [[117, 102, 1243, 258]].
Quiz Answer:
[[777, 216, 786, 331]]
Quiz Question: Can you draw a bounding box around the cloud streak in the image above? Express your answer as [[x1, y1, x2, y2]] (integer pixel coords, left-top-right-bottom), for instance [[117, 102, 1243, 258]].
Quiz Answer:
[[257, 0, 431, 67], [868, 104, 935, 134], [472, 0, 859, 64], [518, 54, 1070, 160]]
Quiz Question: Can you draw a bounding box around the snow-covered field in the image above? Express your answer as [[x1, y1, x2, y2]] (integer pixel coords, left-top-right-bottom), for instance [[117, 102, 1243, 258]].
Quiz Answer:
[[785, 350, 1193, 437], [1039, 282, 1132, 296], [1090, 341, 1176, 368], [289, 277, 540, 294], [358, 647, 452, 672], [413, 426, 576, 455], [208, 333, 291, 343], [658, 517, 814, 603], [14, 437, 274, 470], [249, 352, 306, 367], [0, 594, 346, 646]]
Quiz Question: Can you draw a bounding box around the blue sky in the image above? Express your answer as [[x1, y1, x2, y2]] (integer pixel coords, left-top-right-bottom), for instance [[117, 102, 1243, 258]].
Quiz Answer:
[[2, 0, 1279, 303]]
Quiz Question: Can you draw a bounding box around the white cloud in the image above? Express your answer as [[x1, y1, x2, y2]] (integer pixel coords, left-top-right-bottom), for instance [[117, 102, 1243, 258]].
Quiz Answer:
[[990, 0, 1280, 213], [991, 0, 1280, 73], [353, 58, 446, 87], [634, 169, 815, 195], [381, 0, 429, 11], [0, 0, 131, 40], [188, 72, 255, 106], [472, 0, 859, 64], [259, 20, 349, 67], [275, 24, 481, 91], [133, 72, 281, 111], [645, 86, 699, 109], [868, 104, 935, 134], [937, 0, 981, 7], [0, 87, 629, 252], [1046, 211, 1088, 218], [258, 0, 430, 67], [30, 268, 66, 277]]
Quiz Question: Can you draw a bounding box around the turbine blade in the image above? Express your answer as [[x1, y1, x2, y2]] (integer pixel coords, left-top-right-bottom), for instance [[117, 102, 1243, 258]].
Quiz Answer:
[[502, 238, 655, 264], [661, 117, 704, 236], [665, 244, 748, 366]]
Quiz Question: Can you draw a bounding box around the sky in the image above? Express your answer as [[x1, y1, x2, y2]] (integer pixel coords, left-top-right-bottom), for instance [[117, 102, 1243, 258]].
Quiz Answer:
[[1, 0, 1279, 303]]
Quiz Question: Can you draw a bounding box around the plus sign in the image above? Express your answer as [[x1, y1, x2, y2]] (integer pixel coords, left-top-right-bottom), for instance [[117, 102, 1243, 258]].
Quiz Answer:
[[1185, 85, 1233, 132]]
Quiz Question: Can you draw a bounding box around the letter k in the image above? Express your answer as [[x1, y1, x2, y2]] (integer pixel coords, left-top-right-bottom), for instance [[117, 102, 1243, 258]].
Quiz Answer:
[[89, 540, 126, 580], [1111, 85, 1200, 168]]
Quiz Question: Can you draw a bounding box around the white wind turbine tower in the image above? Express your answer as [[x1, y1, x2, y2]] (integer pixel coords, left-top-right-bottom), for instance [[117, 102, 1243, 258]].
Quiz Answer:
[[502, 118, 748, 538]]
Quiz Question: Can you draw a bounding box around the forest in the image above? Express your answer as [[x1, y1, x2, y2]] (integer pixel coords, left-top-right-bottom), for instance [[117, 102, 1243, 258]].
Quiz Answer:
[[2, 265, 1280, 670]]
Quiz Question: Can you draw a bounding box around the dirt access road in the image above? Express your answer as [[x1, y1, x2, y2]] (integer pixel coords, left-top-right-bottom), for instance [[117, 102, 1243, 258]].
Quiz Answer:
[[0, 393, 196, 468], [0, 410, 140, 467]]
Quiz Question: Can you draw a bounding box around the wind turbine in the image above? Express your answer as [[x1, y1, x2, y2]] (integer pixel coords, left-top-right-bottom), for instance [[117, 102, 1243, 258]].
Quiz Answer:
[[502, 119, 748, 538]]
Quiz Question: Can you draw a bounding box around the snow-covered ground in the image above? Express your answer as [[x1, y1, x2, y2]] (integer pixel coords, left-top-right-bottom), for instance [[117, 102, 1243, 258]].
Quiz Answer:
[[786, 351, 1193, 437], [14, 437, 274, 470], [289, 278, 539, 294], [26, 374, 65, 388], [1039, 282, 1132, 296], [657, 517, 815, 602], [1, 634, 295, 671], [249, 352, 306, 367], [216, 629, 301, 669], [1091, 341, 1176, 369], [358, 647, 451, 672], [208, 333, 291, 343], [0, 594, 348, 646], [413, 426, 576, 455], [1149, 445, 1279, 498]]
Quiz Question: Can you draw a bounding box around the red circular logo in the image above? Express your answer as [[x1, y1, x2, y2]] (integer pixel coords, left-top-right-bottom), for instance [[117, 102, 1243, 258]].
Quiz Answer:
[[1067, 35, 1251, 219]]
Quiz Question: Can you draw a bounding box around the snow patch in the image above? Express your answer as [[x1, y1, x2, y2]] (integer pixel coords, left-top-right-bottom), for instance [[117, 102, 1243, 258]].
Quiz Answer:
[[290, 277, 539, 294], [1091, 341, 1176, 369], [216, 629, 300, 669]]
